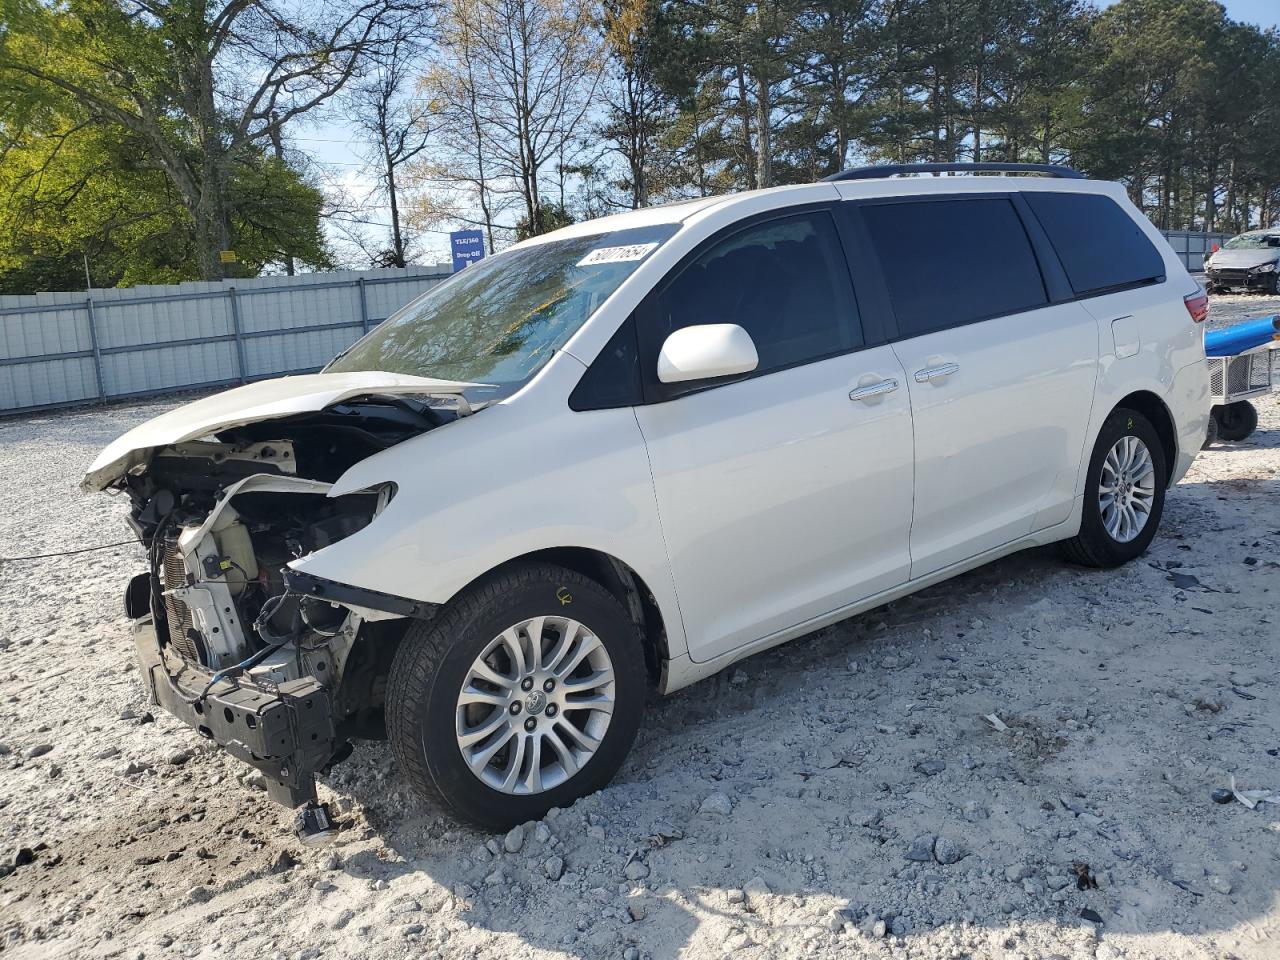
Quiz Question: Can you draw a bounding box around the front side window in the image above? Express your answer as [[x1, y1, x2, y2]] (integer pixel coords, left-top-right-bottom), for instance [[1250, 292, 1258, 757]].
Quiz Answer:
[[862, 197, 1048, 338], [648, 211, 861, 380], [327, 223, 679, 399]]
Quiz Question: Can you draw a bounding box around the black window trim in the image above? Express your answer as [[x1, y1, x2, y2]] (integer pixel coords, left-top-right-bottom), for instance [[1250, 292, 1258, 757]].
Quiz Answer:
[[1019, 191, 1167, 302], [845, 192, 1060, 342]]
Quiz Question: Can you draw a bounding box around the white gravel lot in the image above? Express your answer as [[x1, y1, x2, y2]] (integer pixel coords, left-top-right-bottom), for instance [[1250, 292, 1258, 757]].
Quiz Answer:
[[1, 297, 1278, 960]]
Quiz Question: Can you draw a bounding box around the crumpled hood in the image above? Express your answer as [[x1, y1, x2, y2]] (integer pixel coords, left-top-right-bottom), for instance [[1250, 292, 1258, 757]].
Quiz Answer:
[[81, 371, 480, 493], [1207, 249, 1280, 270]]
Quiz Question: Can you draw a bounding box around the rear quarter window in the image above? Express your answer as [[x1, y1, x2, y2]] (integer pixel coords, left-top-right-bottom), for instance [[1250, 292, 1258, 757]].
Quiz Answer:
[[1023, 192, 1166, 297], [861, 197, 1048, 337]]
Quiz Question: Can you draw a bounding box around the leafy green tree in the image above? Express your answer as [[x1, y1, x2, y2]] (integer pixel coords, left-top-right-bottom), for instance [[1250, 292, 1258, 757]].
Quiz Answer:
[[0, 107, 329, 291], [514, 202, 575, 239], [0, 0, 406, 280]]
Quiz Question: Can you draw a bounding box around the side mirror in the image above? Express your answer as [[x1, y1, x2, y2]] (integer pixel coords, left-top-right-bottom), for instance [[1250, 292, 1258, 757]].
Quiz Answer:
[[656, 324, 759, 384]]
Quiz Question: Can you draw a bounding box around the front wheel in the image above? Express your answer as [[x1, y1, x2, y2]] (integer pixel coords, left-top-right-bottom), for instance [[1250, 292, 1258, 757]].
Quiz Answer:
[[1060, 408, 1167, 568], [386, 562, 646, 830]]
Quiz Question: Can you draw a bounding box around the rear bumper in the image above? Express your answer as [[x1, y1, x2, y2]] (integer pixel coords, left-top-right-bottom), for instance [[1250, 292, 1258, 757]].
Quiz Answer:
[[1169, 359, 1212, 485], [133, 616, 337, 807]]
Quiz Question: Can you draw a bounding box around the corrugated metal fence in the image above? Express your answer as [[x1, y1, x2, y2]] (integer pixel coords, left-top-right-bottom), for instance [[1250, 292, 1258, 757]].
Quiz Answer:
[[1163, 230, 1230, 273], [0, 229, 1241, 416], [0, 265, 452, 415]]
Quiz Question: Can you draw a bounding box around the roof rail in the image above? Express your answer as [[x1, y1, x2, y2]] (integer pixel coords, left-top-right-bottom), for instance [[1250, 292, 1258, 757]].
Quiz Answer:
[[823, 162, 1086, 182]]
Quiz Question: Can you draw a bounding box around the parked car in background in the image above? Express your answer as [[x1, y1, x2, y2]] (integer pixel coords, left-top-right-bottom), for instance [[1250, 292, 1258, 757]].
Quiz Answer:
[[1204, 228, 1280, 293], [85, 163, 1210, 830]]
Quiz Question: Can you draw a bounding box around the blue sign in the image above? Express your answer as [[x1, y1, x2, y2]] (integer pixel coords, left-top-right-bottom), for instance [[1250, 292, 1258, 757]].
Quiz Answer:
[[450, 230, 486, 273]]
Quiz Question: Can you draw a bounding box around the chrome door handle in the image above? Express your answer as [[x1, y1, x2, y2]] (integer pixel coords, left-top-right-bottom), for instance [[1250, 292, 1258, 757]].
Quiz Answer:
[[848, 378, 899, 401], [914, 362, 959, 383]]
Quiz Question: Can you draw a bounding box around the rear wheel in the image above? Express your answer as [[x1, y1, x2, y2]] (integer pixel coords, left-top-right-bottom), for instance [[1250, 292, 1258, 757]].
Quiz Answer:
[[1213, 400, 1258, 442], [386, 562, 646, 830], [1060, 408, 1167, 568]]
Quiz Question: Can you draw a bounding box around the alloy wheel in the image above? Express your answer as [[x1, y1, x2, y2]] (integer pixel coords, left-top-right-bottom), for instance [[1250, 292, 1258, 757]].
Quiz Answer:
[[1098, 434, 1156, 544], [455, 616, 616, 795]]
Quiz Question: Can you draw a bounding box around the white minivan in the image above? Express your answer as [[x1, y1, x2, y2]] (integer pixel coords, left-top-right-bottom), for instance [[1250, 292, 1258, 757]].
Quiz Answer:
[[86, 163, 1210, 829]]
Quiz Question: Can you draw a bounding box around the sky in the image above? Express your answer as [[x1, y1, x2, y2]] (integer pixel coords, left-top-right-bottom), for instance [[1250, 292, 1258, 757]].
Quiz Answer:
[[305, 0, 1280, 266]]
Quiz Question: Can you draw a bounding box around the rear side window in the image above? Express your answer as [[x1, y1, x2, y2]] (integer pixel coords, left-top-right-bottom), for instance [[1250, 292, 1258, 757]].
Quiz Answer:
[[861, 198, 1048, 337], [1024, 192, 1166, 297], [650, 211, 861, 377]]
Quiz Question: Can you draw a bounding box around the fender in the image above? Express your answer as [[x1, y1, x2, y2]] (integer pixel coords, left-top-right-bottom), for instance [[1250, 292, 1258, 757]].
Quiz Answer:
[[288, 355, 689, 660]]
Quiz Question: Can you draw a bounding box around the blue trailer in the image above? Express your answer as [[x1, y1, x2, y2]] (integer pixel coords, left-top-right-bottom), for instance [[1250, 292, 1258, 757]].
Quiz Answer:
[[1203, 315, 1280, 444]]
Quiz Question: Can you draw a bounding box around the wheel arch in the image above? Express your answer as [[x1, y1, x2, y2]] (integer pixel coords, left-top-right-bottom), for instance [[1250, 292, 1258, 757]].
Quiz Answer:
[[1112, 390, 1178, 486], [452, 547, 672, 689]]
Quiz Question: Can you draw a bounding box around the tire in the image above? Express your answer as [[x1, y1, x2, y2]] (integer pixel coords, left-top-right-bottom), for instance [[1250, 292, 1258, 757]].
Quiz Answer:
[[386, 561, 646, 830], [1213, 400, 1258, 442], [1060, 407, 1168, 568]]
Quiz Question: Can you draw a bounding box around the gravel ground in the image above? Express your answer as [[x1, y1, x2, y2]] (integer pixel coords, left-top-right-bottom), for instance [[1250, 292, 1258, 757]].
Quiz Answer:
[[1, 296, 1278, 960]]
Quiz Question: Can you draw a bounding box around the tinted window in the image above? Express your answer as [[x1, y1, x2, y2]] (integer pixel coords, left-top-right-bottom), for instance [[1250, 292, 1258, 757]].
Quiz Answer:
[[652, 212, 860, 378], [862, 198, 1048, 337], [569, 316, 642, 411], [1024, 192, 1165, 297]]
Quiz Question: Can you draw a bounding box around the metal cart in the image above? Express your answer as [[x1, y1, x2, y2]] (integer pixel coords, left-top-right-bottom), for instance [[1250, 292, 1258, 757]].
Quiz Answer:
[[1206, 342, 1279, 443]]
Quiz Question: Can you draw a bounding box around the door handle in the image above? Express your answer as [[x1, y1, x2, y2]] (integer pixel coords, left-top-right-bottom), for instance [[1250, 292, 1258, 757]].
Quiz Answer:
[[914, 362, 960, 383], [848, 378, 899, 401]]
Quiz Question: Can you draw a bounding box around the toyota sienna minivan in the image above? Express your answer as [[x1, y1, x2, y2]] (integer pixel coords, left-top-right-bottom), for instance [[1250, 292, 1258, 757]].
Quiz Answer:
[[85, 163, 1211, 829]]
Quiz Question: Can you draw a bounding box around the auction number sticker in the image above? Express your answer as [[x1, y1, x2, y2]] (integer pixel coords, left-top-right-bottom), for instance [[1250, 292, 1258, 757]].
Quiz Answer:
[[577, 242, 659, 267]]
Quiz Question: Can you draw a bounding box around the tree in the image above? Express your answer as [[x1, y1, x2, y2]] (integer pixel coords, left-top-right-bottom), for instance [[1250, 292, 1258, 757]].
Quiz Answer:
[[416, 9, 507, 251], [514, 201, 575, 238], [661, 0, 795, 190], [0, 107, 328, 292], [433, 0, 604, 237], [781, 0, 877, 178], [1074, 0, 1220, 220], [346, 10, 435, 267], [598, 0, 667, 208], [1, 0, 410, 279]]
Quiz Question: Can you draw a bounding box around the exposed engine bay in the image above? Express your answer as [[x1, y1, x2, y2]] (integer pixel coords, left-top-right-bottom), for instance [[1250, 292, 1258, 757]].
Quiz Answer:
[[112, 395, 459, 807]]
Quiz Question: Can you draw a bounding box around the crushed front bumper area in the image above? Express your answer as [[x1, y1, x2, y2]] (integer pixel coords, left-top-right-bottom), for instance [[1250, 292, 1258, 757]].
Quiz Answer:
[[1207, 270, 1276, 292], [133, 616, 338, 807]]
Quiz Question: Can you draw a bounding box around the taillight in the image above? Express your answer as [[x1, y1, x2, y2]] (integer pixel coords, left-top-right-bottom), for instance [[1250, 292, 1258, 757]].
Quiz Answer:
[[1184, 290, 1209, 323]]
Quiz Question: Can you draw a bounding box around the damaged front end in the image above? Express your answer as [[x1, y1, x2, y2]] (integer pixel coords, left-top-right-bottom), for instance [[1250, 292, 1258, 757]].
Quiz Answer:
[[88, 376, 474, 806]]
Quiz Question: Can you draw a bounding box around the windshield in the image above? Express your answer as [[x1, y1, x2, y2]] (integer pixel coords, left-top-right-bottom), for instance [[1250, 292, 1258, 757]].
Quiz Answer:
[[326, 223, 680, 397], [1223, 233, 1280, 250]]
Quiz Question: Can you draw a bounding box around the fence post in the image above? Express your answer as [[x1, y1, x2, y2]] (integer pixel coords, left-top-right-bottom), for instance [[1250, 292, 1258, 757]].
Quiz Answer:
[[84, 296, 107, 404], [358, 276, 371, 333], [227, 286, 248, 383]]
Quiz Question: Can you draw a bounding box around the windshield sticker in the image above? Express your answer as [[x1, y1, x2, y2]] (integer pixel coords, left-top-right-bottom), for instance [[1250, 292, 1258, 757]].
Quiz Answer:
[[576, 242, 659, 267]]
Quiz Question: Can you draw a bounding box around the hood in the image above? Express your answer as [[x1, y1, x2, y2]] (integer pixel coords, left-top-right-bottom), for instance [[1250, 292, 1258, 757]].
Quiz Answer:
[[81, 371, 480, 493], [1207, 249, 1280, 270]]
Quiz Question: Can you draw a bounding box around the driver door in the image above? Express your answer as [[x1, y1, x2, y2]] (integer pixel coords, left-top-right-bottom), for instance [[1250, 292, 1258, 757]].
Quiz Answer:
[[633, 208, 916, 662]]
